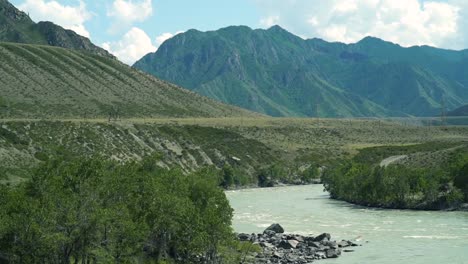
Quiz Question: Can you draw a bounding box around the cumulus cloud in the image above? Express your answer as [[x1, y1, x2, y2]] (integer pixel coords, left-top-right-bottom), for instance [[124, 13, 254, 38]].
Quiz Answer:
[[107, 0, 152, 33], [18, 0, 91, 38], [102, 27, 156, 65], [255, 0, 466, 49], [155, 31, 184, 46]]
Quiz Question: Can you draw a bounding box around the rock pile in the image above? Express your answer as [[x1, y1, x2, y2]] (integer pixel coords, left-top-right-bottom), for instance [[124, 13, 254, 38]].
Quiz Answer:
[[237, 223, 359, 263]]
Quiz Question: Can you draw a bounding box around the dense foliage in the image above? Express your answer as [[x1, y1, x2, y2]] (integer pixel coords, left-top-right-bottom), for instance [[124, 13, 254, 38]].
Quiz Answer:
[[0, 157, 236, 263], [323, 145, 468, 209]]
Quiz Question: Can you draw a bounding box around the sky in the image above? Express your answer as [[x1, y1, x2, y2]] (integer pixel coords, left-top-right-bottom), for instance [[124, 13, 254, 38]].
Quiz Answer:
[[9, 0, 468, 65]]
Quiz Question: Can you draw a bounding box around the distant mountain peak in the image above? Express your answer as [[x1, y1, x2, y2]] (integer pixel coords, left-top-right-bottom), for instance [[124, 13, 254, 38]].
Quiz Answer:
[[267, 25, 285, 31], [357, 36, 389, 45], [267, 25, 294, 35], [0, 0, 114, 59]]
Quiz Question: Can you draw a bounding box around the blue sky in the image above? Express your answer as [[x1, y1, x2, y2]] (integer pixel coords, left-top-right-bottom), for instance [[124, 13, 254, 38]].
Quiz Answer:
[[10, 0, 468, 65]]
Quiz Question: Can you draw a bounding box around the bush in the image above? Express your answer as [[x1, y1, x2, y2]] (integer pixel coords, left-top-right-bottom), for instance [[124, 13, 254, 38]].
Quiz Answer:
[[454, 163, 468, 200]]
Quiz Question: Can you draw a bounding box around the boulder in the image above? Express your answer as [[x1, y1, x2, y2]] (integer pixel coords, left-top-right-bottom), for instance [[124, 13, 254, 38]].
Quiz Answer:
[[260, 242, 275, 249], [337, 240, 349, 248], [308, 241, 323, 248], [263, 229, 276, 237], [324, 240, 338, 249], [264, 223, 285, 234], [272, 251, 284, 259], [287, 234, 305, 242], [238, 233, 251, 241], [278, 239, 299, 249], [314, 233, 331, 242], [326, 249, 341, 258]]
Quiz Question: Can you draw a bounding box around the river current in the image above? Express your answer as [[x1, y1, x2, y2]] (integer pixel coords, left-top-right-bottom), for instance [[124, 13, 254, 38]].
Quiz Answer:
[[226, 185, 468, 264]]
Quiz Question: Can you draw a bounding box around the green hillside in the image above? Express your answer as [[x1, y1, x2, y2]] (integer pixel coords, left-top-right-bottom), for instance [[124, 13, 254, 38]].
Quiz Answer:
[[449, 104, 468, 116], [134, 25, 468, 117], [0, 42, 257, 118], [0, 0, 113, 58]]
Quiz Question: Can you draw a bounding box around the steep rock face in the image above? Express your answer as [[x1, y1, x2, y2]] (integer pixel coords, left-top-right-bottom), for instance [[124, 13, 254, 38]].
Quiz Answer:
[[34, 22, 114, 58], [0, 0, 114, 58], [134, 25, 468, 117]]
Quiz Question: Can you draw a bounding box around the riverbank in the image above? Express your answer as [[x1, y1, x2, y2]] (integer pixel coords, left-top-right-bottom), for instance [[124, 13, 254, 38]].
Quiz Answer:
[[237, 224, 359, 263], [228, 181, 468, 212], [328, 196, 468, 212]]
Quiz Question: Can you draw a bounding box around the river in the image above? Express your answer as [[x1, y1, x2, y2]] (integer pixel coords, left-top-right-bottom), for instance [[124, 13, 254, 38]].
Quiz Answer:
[[226, 185, 468, 264]]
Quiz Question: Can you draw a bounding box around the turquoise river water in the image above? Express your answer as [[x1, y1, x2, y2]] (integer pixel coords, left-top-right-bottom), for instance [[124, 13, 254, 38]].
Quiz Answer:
[[226, 185, 468, 264]]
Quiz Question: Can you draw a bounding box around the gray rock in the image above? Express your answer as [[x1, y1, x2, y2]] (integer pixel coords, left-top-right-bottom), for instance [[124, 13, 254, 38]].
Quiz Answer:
[[325, 249, 341, 258], [264, 223, 285, 234], [324, 240, 338, 249], [260, 242, 275, 248], [272, 251, 284, 258], [288, 235, 304, 242], [308, 241, 322, 248], [314, 233, 331, 242], [278, 239, 299, 249], [337, 240, 351, 248], [238, 233, 251, 241], [235, 228, 358, 263], [315, 252, 326, 259], [264, 229, 276, 237]]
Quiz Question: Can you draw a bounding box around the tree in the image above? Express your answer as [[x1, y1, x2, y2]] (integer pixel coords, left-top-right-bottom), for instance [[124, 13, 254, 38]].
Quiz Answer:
[[221, 164, 234, 188], [0, 156, 236, 263]]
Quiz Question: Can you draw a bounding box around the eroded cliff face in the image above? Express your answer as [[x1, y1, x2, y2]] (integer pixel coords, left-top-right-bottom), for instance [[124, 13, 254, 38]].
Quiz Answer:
[[0, 121, 276, 183]]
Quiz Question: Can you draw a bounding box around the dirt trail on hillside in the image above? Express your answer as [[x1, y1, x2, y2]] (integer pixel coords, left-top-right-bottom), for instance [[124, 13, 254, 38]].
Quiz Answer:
[[380, 155, 408, 167]]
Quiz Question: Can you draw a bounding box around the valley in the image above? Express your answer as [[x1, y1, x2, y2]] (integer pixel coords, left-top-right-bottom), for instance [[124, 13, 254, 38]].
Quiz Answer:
[[1, 0, 468, 262], [2, 117, 467, 187]]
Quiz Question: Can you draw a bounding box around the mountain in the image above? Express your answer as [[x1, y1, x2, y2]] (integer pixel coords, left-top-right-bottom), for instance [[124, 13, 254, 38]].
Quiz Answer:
[[0, 0, 113, 58], [0, 42, 257, 118], [448, 104, 468, 116], [134, 25, 468, 117]]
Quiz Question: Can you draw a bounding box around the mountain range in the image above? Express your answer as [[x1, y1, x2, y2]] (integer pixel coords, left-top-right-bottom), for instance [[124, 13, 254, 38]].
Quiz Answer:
[[134, 25, 468, 117]]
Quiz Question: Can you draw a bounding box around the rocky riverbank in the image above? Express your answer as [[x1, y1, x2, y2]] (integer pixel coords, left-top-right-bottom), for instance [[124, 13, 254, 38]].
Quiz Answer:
[[237, 224, 360, 264]]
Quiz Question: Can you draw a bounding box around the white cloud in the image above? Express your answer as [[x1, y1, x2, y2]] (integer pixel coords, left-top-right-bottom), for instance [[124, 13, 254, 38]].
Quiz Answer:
[[260, 15, 280, 28], [255, 0, 466, 49], [107, 0, 152, 32], [103, 29, 185, 65], [103, 27, 156, 65], [18, 0, 91, 38], [155, 31, 184, 46]]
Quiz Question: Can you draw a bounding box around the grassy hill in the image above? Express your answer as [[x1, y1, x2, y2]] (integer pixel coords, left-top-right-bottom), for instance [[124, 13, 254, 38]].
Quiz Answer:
[[134, 25, 468, 117], [0, 0, 113, 58], [0, 42, 257, 119]]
